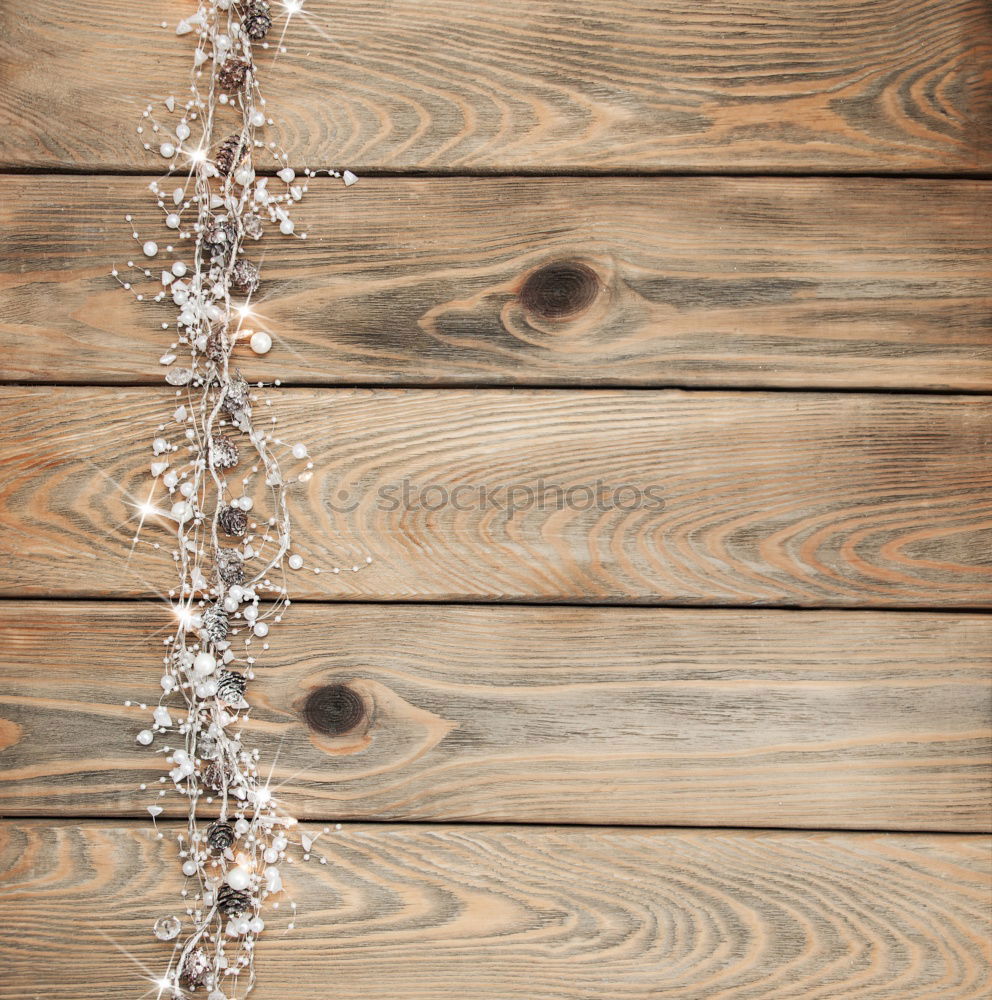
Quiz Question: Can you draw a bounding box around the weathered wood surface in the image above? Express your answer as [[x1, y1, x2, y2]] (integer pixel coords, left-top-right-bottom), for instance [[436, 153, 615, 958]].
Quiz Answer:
[[1, 821, 989, 1000], [0, 387, 989, 606], [2, 1, 991, 173], [2, 603, 990, 828], [3, 176, 992, 390]]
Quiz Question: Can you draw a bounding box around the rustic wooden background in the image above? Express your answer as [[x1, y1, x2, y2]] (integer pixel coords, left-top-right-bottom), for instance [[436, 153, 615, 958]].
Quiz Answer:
[[1, 1, 991, 997]]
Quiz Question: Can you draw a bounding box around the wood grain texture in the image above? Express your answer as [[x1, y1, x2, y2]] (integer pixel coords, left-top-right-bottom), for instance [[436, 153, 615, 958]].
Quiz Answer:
[[2, 0, 991, 173], [3, 176, 992, 390], [2, 821, 990, 999], [2, 603, 990, 828], [0, 387, 990, 606]]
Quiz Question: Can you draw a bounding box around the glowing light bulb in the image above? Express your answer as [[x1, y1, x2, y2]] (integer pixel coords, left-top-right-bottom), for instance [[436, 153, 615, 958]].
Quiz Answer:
[[140, 500, 158, 518], [173, 604, 195, 629], [187, 146, 207, 165]]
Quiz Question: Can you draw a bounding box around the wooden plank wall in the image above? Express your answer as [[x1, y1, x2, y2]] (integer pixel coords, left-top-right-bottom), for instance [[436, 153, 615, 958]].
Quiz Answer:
[[0, 1, 990, 997]]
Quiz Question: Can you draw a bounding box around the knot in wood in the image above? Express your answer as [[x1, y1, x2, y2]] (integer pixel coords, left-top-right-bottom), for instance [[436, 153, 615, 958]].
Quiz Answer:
[[520, 261, 599, 320], [302, 684, 366, 736]]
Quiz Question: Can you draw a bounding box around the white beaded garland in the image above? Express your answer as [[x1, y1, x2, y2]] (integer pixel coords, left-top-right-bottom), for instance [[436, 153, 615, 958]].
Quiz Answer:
[[122, 3, 370, 993]]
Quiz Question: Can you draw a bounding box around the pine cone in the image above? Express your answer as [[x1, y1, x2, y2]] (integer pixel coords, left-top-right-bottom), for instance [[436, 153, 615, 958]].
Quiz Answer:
[[216, 670, 248, 704], [216, 549, 246, 587], [215, 134, 246, 177], [210, 435, 240, 470], [179, 948, 211, 989], [218, 57, 251, 91], [201, 603, 230, 644], [203, 219, 239, 258], [242, 0, 272, 40], [219, 505, 249, 538], [206, 820, 236, 853], [230, 259, 260, 295], [204, 325, 230, 364], [201, 758, 235, 792], [217, 883, 253, 916], [221, 373, 251, 415]]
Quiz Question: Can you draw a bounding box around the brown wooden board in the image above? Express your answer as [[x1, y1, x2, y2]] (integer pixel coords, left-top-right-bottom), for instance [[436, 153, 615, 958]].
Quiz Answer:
[[2, 1, 991, 173], [1, 603, 990, 828], [0, 387, 989, 607], [2, 176, 992, 390], [1, 821, 990, 999]]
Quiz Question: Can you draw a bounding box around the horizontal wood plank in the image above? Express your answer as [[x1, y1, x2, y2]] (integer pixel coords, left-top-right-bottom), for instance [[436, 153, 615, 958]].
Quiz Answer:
[[1, 603, 990, 828], [1, 822, 989, 999], [1, 1, 991, 173], [0, 387, 989, 606], [3, 176, 992, 390]]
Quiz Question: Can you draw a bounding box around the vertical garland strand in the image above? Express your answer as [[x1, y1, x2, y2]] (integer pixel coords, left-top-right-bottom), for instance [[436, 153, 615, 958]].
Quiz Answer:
[[114, 3, 363, 996]]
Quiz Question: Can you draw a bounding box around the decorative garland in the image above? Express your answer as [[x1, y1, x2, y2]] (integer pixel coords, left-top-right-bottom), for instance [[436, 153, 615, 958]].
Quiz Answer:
[[114, 3, 362, 996]]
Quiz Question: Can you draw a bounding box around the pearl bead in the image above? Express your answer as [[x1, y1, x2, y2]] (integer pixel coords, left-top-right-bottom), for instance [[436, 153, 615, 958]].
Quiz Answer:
[[193, 652, 216, 677], [171, 501, 193, 523], [166, 213, 181, 229], [182, 860, 198, 877], [153, 706, 173, 727], [226, 866, 251, 891], [136, 729, 154, 746], [292, 443, 308, 459], [159, 142, 176, 158], [223, 597, 239, 613], [288, 554, 303, 570], [249, 917, 265, 934], [180, 481, 195, 498], [253, 622, 269, 638], [263, 848, 278, 864], [240, 497, 254, 511], [250, 110, 265, 127], [272, 836, 287, 851], [279, 218, 295, 235], [176, 121, 191, 141], [249, 331, 272, 355], [235, 819, 250, 835], [143, 241, 159, 257], [277, 167, 295, 183], [171, 261, 187, 277], [243, 605, 258, 622]]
